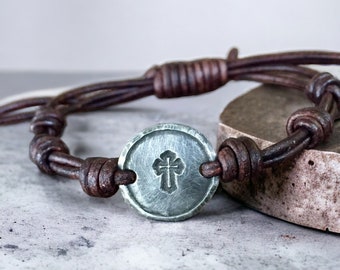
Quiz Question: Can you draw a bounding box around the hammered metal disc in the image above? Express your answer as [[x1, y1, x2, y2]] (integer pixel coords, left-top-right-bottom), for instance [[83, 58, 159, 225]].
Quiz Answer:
[[119, 123, 218, 221]]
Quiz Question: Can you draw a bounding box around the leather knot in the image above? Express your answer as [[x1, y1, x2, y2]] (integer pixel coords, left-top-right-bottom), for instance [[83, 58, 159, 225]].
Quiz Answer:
[[144, 58, 228, 98], [217, 137, 263, 183], [305, 72, 340, 108], [29, 134, 70, 174], [30, 107, 66, 137], [79, 157, 136, 198], [286, 107, 333, 148]]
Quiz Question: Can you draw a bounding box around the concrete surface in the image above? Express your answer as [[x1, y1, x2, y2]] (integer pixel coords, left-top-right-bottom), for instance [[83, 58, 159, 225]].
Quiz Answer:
[[0, 72, 339, 270]]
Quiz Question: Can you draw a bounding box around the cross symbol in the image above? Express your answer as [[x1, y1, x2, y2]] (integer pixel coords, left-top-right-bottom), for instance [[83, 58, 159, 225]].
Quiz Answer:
[[152, 150, 185, 194]]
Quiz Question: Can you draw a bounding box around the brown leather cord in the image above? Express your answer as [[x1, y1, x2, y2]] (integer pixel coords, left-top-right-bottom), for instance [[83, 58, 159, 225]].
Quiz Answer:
[[0, 97, 52, 125], [228, 51, 340, 68], [228, 65, 318, 78], [1, 48, 340, 197]]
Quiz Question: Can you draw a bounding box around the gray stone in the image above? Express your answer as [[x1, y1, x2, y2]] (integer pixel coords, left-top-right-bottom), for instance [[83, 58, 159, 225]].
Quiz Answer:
[[219, 85, 340, 233]]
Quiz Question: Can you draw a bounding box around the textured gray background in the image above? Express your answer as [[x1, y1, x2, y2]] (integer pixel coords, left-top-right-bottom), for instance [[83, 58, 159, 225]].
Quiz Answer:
[[0, 73, 339, 270]]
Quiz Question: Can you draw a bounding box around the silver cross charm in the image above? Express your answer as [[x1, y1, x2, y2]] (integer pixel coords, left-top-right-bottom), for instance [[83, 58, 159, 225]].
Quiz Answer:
[[119, 123, 218, 221]]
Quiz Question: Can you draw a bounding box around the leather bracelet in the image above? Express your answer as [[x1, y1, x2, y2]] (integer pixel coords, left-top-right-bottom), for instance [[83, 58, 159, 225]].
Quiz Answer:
[[1, 48, 340, 221]]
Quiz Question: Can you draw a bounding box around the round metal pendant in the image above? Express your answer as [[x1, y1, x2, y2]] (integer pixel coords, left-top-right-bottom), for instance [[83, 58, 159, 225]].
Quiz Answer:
[[119, 123, 218, 221]]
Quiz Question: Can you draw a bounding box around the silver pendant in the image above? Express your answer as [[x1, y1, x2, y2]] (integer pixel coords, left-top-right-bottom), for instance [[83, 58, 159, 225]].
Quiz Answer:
[[119, 123, 219, 221]]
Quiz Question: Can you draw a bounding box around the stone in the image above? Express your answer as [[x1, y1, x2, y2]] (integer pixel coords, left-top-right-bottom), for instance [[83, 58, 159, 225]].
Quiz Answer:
[[219, 85, 340, 233]]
